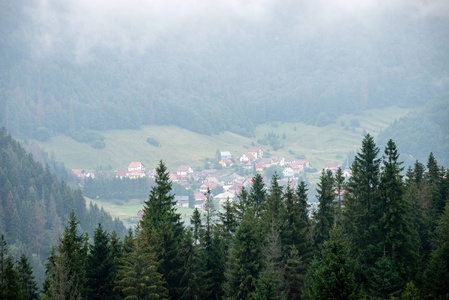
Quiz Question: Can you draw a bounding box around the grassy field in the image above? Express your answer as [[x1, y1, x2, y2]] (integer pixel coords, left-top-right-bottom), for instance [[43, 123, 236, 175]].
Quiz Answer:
[[59, 106, 412, 219], [86, 197, 195, 224], [31, 106, 413, 174]]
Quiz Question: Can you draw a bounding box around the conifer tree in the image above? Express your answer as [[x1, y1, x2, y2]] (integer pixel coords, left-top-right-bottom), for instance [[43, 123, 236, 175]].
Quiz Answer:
[[378, 139, 418, 286], [235, 186, 250, 222], [138, 160, 186, 299], [53, 210, 89, 298], [313, 169, 334, 252], [2, 256, 22, 300], [334, 167, 345, 221], [87, 223, 115, 300], [252, 223, 285, 300], [343, 134, 381, 286], [264, 173, 284, 227], [424, 198, 449, 298], [17, 253, 39, 300], [115, 242, 168, 300], [44, 251, 83, 300], [282, 183, 312, 298], [200, 189, 226, 299], [249, 174, 267, 218], [179, 229, 204, 300], [304, 226, 359, 300], [191, 208, 202, 243], [224, 209, 263, 299], [218, 197, 238, 252]]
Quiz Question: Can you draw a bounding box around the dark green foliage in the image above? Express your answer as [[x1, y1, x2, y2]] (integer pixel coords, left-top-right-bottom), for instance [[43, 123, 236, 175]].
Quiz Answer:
[[146, 137, 160, 147], [249, 174, 267, 218], [2, 256, 21, 299], [115, 243, 168, 300], [377, 96, 449, 166], [282, 183, 312, 298], [45, 211, 89, 299], [313, 169, 335, 252], [17, 253, 39, 300], [368, 256, 403, 299], [304, 226, 359, 300], [225, 210, 263, 299], [86, 224, 116, 300], [0, 130, 126, 288], [343, 134, 381, 285], [138, 160, 186, 299], [252, 224, 284, 300], [378, 140, 418, 284], [83, 175, 154, 200], [424, 199, 449, 298], [71, 130, 105, 149], [334, 167, 345, 221]]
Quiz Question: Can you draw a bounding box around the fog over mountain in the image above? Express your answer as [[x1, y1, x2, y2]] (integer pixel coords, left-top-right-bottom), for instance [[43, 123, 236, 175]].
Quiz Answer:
[[1, 0, 448, 138]]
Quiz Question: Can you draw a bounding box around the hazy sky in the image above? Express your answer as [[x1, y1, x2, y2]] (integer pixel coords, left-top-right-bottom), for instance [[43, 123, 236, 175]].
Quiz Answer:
[[24, 0, 449, 60]]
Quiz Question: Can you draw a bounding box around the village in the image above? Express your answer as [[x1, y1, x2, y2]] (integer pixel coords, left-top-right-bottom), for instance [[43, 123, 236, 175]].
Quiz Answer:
[[72, 146, 351, 213]]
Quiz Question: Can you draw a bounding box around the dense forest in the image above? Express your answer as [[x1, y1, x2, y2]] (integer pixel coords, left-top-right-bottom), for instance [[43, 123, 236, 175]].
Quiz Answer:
[[2, 133, 448, 299], [1, 0, 449, 140], [0, 129, 126, 288], [377, 94, 449, 166]]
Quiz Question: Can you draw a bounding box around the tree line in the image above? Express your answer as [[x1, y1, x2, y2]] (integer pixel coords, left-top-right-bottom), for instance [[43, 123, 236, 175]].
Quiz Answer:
[[4, 134, 445, 299], [0, 128, 126, 288]]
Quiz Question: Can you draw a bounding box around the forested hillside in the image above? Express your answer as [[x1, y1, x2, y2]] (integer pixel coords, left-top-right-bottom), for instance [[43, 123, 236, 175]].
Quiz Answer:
[[377, 94, 449, 166], [2, 135, 444, 299], [1, 0, 448, 141], [0, 129, 126, 287]]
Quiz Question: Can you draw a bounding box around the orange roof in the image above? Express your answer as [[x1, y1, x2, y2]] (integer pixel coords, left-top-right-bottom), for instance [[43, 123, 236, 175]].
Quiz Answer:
[[128, 162, 142, 168]]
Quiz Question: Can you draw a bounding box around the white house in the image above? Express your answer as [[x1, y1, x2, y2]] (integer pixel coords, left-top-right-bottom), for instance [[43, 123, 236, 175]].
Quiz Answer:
[[220, 151, 232, 160], [128, 162, 145, 172], [283, 167, 294, 178]]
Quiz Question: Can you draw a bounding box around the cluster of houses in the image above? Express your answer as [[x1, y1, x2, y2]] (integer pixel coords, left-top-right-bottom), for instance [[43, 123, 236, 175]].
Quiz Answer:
[[72, 146, 351, 211]]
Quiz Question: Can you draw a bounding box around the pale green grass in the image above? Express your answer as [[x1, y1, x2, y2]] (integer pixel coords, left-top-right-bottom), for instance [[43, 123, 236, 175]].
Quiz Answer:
[[86, 197, 195, 222], [34, 126, 253, 172], [30, 106, 412, 174], [255, 106, 413, 170]]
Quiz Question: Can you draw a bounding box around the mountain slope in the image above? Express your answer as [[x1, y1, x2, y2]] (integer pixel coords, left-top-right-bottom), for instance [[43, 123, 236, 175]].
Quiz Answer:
[[0, 128, 126, 287]]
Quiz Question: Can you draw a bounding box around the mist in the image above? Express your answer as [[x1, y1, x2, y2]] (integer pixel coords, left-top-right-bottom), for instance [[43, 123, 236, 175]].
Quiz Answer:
[[23, 0, 449, 61]]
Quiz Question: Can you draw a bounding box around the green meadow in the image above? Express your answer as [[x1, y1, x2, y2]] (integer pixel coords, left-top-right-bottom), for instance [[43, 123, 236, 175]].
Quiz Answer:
[[42, 106, 412, 219], [32, 106, 412, 173]]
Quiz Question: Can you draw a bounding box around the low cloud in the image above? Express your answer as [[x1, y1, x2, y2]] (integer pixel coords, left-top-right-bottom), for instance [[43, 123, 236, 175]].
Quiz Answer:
[[23, 0, 449, 61]]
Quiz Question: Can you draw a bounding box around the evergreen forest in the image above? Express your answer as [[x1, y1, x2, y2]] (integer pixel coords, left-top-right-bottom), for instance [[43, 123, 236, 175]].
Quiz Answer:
[[1, 0, 449, 142], [0, 129, 127, 288], [2, 131, 448, 299]]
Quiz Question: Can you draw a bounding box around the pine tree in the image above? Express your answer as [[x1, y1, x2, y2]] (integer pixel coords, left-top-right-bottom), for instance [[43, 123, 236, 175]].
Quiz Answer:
[[378, 139, 418, 287], [218, 196, 238, 252], [138, 160, 186, 299], [190, 208, 202, 244], [235, 186, 250, 222], [249, 174, 267, 218], [2, 256, 21, 300], [343, 134, 381, 287], [252, 223, 284, 300], [87, 224, 115, 300], [46, 210, 89, 299], [313, 169, 334, 252], [264, 173, 284, 227], [424, 198, 449, 298], [304, 226, 359, 300], [282, 183, 312, 299], [17, 253, 39, 300], [115, 243, 168, 300], [224, 210, 263, 299], [334, 167, 345, 221], [200, 189, 226, 299]]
